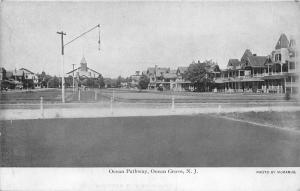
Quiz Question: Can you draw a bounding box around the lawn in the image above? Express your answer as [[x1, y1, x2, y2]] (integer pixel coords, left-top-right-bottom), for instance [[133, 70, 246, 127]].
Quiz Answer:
[[222, 111, 300, 131], [0, 88, 297, 105], [0, 89, 102, 104], [98, 89, 292, 103], [0, 89, 67, 104], [1, 114, 300, 167]]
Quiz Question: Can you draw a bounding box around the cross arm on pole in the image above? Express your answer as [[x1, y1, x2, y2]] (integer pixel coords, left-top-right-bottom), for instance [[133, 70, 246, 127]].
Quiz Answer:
[[57, 31, 66, 55]]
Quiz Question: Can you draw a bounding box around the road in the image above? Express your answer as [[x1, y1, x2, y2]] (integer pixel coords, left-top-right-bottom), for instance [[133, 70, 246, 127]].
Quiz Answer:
[[1, 114, 300, 167]]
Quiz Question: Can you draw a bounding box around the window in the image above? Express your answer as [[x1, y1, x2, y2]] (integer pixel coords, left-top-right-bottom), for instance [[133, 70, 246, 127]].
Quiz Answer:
[[275, 54, 281, 62], [290, 62, 295, 70]]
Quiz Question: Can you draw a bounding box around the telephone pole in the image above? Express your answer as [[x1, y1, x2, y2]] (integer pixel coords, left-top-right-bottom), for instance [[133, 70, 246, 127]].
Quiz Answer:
[[57, 24, 100, 103], [57, 31, 66, 103]]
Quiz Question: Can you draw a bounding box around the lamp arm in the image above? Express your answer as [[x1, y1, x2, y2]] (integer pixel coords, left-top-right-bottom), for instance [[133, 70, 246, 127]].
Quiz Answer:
[[64, 24, 100, 47]]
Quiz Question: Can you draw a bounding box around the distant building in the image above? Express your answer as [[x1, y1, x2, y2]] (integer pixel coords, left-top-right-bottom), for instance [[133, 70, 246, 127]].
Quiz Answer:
[[144, 65, 194, 91], [19, 68, 39, 88], [66, 56, 101, 88], [12, 69, 24, 82], [67, 56, 101, 79], [129, 71, 142, 88], [147, 65, 170, 90], [0, 67, 6, 81], [174, 66, 191, 91]]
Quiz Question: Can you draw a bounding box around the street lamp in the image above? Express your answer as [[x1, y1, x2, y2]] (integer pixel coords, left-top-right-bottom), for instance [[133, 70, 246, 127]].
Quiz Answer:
[[57, 24, 101, 103]]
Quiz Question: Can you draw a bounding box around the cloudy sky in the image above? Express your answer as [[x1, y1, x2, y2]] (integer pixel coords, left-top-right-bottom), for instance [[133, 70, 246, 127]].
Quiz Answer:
[[1, 1, 299, 78]]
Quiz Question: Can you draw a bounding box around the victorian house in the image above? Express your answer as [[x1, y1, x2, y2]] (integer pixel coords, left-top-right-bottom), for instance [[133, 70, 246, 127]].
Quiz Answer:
[[217, 33, 298, 94]]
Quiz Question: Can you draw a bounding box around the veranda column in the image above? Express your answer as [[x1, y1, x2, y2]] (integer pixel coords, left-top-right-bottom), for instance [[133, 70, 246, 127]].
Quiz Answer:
[[284, 77, 286, 93], [291, 76, 293, 94]]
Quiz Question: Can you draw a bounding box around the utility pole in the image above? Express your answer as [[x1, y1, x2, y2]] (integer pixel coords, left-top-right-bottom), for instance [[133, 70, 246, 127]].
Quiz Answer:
[[57, 31, 66, 103], [72, 64, 76, 92], [57, 24, 100, 103]]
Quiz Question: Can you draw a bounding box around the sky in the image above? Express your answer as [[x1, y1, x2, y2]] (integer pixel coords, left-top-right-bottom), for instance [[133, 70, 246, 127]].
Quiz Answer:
[[1, 1, 300, 78]]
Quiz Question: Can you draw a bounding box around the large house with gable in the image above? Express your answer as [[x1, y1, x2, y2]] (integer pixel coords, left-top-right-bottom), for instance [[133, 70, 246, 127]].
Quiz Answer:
[[145, 65, 194, 91], [216, 33, 298, 94]]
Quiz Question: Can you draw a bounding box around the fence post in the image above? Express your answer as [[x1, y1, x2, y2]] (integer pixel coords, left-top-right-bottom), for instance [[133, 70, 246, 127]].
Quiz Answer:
[[110, 97, 113, 115], [171, 95, 175, 112], [78, 89, 81, 101], [95, 89, 97, 101], [40, 96, 44, 118]]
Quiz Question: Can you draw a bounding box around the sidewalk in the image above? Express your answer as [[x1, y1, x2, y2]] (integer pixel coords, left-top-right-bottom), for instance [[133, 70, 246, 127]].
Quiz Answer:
[[1, 105, 300, 120]]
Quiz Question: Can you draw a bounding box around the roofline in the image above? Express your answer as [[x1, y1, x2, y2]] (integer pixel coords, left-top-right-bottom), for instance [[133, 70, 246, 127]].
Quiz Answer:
[[19, 68, 35, 74], [87, 67, 101, 75], [66, 67, 81, 74]]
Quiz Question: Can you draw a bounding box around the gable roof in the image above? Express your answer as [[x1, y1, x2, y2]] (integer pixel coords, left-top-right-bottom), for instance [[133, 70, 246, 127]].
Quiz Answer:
[[227, 59, 241, 69], [66, 67, 100, 76], [252, 56, 268, 67], [241, 49, 267, 68], [12, 70, 24, 76], [19, 68, 34, 74], [156, 67, 170, 77], [66, 67, 81, 74], [88, 67, 101, 75], [275, 33, 289, 50]]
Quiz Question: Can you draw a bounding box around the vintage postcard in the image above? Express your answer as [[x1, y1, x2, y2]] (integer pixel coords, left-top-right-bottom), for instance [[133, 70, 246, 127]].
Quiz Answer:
[[0, 1, 300, 190]]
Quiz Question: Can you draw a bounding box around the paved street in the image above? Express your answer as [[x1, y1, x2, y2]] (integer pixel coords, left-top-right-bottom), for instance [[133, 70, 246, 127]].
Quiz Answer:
[[1, 114, 300, 167]]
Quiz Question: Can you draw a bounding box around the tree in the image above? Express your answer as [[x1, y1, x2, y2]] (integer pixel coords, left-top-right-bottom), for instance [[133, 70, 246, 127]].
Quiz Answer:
[[37, 71, 51, 88], [138, 75, 150, 90], [97, 74, 105, 88], [23, 79, 35, 89], [48, 76, 60, 88], [116, 75, 126, 88], [183, 61, 216, 92], [65, 76, 73, 88], [104, 78, 112, 88]]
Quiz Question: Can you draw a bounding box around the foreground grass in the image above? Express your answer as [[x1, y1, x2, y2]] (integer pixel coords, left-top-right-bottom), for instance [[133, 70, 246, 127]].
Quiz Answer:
[[1, 114, 300, 167], [222, 111, 300, 131]]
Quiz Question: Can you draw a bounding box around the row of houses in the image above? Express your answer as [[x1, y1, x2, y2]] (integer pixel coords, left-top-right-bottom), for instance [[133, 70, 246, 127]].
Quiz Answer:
[[129, 66, 192, 91], [130, 33, 298, 94], [0, 68, 39, 90], [130, 61, 220, 91], [216, 33, 297, 94], [0, 56, 102, 90]]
